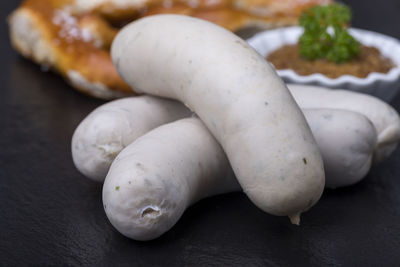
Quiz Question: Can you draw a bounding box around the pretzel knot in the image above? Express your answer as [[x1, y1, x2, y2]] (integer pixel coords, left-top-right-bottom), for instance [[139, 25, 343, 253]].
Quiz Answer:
[[8, 0, 331, 99]]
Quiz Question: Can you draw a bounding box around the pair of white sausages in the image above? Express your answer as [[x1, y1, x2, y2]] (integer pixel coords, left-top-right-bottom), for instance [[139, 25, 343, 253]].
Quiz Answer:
[[72, 15, 400, 240], [73, 88, 398, 187], [73, 86, 399, 188], [72, 89, 399, 240]]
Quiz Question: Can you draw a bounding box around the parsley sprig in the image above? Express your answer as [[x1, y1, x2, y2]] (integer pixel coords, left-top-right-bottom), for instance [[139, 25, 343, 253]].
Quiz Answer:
[[298, 3, 361, 63]]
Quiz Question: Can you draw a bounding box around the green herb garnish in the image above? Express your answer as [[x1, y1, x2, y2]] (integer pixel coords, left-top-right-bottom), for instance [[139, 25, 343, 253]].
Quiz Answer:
[[299, 3, 360, 63]]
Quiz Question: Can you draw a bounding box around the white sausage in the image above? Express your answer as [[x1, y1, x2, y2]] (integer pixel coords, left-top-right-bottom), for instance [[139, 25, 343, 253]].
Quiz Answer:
[[103, 110, 377, 240], [111, 15, 325, 221], [103, 118, 238, 241], [303, 109, 377, 188], [288, 84, 400, 163], [71, 96, 191, 181], [74, 96, 378, 188]]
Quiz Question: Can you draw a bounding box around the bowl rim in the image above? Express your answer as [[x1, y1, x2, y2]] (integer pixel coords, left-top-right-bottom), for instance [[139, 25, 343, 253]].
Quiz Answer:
[[246, 26, 400, 86]]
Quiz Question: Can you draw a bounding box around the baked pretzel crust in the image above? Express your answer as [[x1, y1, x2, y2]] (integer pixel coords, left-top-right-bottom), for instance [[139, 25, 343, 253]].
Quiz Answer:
[[8, 0, 331, 99]]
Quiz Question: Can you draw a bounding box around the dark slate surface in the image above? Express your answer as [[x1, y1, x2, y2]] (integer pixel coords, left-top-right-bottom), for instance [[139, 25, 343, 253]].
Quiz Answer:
[[1, 0, 400, 266]]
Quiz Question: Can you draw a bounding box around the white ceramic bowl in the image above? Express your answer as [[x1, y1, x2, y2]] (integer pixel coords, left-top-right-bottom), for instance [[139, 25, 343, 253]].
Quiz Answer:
[[246, 26, 400, 102]]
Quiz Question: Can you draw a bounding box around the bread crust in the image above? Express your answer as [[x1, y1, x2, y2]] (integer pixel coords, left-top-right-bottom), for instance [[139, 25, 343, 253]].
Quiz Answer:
[[8, 0, 330, 99]]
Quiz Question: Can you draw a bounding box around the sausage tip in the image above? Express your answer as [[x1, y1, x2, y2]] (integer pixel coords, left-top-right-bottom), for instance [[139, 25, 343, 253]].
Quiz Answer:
[[289, 213, 301, 225]]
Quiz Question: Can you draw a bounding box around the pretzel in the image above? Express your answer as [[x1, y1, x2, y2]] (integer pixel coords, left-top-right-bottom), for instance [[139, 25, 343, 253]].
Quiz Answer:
[[8, 0, 331, 99]]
